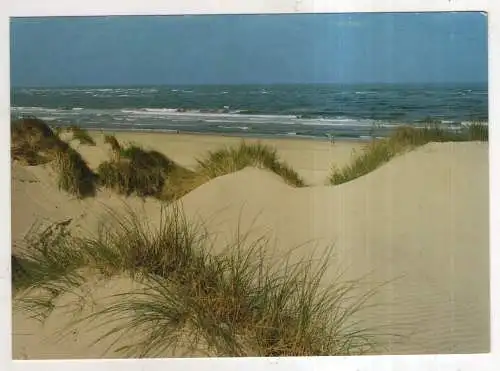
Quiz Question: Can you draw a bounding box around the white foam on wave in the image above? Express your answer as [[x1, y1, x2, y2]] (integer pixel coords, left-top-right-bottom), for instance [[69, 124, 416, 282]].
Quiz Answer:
[[217, 125, 250, 131], [144, 108, 178, 113], [205, 119, 245, 124], [11, 106, 59, 113], [120, 108, 297, 121], [300, 119, 375, 127], [11, 106, 383, 131]]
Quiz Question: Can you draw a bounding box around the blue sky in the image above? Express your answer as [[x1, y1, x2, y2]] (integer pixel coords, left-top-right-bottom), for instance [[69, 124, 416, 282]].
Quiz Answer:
[[10, 12, 487, 87]]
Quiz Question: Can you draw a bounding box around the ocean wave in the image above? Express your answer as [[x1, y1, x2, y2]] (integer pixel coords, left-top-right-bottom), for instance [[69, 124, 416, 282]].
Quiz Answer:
[[11, 106, 59, 112], [10, 105, 488, 141], [120, 108, 298, 121], [217, 125, 250, 131], [144, 108, 179, 113], [300, 119, 376, 127]]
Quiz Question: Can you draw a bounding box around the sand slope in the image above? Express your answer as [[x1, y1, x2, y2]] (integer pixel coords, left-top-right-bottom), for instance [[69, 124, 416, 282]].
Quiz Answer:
[[11, 138, 489, 357], [84, 131, 365, 186], [179, 141, 490, 354]]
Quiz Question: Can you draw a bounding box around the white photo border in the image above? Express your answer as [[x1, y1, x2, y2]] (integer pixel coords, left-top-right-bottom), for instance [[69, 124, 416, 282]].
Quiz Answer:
[[1, 1, 497, 370]]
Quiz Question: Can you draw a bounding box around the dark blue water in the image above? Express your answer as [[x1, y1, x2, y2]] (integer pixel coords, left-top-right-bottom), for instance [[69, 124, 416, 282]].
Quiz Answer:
[[10, 83, 488, 140]]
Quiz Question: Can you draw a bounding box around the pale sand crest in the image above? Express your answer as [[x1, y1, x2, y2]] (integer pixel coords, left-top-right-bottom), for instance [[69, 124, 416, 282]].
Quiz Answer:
[[11, 132, 489, 358]]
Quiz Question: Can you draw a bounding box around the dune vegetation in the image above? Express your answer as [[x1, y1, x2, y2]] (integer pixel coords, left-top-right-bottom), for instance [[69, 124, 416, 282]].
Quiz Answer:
[[11, 117, 488, 197], [12, 204, 383, 357], [98, 134, 305, 201], [329, 123, 488, 185], [11, 117, 488, 357], [11, 117, 97, 197], [97, 142, 176, 198], [161, 141, 306, 201], [68, 125, 97, 146], [195, 142, 305, 187]]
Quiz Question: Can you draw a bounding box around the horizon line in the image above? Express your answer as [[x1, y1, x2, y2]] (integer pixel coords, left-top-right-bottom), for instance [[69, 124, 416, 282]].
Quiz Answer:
[[11, 81, 488, 89]]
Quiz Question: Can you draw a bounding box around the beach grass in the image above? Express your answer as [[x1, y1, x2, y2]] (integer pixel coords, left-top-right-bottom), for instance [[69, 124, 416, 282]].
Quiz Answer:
[[160, 141, 306, 202], [98, 140, 305, 202], [11, 117, 97, 197], [463, 122, 489, 141], [53, 147, 97, 197], [159, 165, 204, 202], [97, 144, 175, 198], [12, 118, 305, 201], [13, 204, 383, 357], [329, 123, 488, 185], [12, 221, 87, 321], [11, 117, 60, 166], [104, 134, 121, 152], [104, 134, 122, 161], [196, 141, 305, 187], [69, 126, 96, 146]]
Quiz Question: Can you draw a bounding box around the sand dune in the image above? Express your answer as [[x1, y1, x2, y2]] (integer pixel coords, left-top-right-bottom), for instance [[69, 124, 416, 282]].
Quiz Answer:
[[179, 141, 489, 354], [11, 133, 489, 358], [84, 131, 365, 185]]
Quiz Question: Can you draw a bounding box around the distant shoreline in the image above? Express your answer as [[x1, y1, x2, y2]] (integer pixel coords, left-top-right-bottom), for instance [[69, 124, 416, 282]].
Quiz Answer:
[[83, 127, 373, 144]]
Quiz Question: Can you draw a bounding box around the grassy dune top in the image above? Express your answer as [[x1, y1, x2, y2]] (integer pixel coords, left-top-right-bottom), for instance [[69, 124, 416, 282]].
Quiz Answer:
[[11, 118, 304, 201], [11, 118, 488, 200], [329, 123, 488, 185], [11, 117, 97, 197]]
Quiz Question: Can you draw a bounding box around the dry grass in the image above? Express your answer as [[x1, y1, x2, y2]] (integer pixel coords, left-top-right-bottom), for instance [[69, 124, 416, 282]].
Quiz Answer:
[[69, 126, 96, 146], [12, 220, 87, 322], [104, 134, 121, 160], [12, 121, 304, 202], [53, 147, 97, 198], [13, 204, 386, 357], [159, 166, 205, 202], [160, 142, 305, 202], [97, 140, 305, 203], [329, 123, 488, 185], [196, 141, 305, 187], [97, 144, 175, 198], [11, 117, 60, 165], [11, 117, 96, 197]]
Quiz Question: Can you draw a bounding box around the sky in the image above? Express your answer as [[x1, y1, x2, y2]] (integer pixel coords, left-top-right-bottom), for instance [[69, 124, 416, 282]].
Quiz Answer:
[[10, 12, 488, 87]]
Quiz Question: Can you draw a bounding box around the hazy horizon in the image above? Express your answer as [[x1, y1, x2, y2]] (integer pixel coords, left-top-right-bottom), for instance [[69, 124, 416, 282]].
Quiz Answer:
[[11, 81, 488, 89]]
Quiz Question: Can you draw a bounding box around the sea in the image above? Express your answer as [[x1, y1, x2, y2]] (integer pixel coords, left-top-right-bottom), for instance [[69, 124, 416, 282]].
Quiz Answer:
[[10, 83, 488, 141]]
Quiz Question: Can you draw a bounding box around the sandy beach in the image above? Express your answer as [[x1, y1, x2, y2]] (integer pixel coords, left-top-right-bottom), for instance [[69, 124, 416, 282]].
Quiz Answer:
[[11, 130, 489, 358]]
